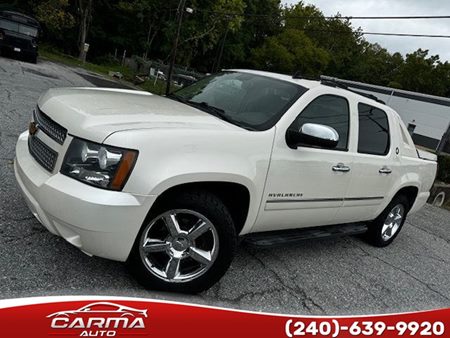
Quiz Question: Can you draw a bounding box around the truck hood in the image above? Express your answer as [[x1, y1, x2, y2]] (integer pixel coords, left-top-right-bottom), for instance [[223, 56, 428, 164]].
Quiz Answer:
[[38, 87, 238, 143]]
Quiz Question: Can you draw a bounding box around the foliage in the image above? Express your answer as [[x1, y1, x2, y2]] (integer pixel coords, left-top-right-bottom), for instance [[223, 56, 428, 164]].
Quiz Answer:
[[251, 29, 329, 77], [5, 0, 450, 97], [35, 0, 75, 36]]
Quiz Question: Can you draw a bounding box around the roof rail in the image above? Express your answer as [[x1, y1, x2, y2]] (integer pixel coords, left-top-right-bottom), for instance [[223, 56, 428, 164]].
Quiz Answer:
[[320, 75, 386, 104], [292, 71, 319, 81]]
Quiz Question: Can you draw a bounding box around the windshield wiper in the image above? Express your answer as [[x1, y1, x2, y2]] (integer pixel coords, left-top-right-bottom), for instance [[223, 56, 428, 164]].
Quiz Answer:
[[166, 93, 188, 104], [167, 95, 255, 130], [187, 101, 239, 125]]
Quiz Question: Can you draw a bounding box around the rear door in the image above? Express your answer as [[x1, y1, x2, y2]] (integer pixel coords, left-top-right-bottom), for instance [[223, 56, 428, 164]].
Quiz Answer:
[[337, 102, 397, 222]]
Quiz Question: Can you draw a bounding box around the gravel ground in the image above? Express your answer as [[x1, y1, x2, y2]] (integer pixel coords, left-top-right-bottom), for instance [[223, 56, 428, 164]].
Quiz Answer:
[[0, 56, 449, 315]]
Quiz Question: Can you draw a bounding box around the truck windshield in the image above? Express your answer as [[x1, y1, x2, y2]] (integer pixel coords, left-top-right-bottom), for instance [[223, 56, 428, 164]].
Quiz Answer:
[[171, 72, 308, 131], [0, 18, 38, 37]]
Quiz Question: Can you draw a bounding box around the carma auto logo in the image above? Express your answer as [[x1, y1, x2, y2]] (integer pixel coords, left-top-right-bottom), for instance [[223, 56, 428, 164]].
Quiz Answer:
[[47, 301, 148, 337]]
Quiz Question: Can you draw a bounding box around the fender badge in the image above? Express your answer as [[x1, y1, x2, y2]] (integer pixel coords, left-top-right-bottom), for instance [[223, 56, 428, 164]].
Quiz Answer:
[[29, 121, 38, 136]]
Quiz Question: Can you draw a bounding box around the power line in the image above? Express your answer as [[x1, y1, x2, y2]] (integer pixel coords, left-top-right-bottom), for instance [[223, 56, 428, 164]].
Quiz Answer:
[[362, 32, 450, 38], [193, 8, 450, 20], [191, 8, 450, 39], [307, 30, 450, 39]]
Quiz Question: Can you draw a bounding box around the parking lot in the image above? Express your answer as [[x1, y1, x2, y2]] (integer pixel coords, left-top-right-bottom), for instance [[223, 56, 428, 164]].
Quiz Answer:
[[0, 56, 449, 315]]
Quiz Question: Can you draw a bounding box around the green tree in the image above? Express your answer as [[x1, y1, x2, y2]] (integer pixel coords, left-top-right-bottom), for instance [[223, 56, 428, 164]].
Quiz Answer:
[[222, 0, 282, 69], [395, 49, 450, 96], [251, 28, 330, 76], [283, 2, 364, 78], [35, 0, 75, 38]]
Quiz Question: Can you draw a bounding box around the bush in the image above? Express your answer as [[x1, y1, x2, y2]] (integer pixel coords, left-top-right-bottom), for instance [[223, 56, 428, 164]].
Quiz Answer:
[[437, 154, 450, 184]]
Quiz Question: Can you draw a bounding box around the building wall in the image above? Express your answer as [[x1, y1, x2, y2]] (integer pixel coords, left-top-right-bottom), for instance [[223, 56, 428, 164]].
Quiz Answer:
[[346, 87, 450, 150]]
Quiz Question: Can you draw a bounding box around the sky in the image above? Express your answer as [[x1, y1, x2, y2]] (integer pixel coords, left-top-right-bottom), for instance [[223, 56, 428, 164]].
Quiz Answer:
[[283, 0, 450, 62]]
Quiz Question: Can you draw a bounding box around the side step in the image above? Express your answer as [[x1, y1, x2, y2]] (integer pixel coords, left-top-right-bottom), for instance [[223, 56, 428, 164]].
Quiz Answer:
[[243, 223, 368, 248]]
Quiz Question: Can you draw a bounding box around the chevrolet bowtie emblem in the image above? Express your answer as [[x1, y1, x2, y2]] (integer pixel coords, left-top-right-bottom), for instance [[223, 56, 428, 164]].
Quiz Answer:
[[29, 121, 38, 136]]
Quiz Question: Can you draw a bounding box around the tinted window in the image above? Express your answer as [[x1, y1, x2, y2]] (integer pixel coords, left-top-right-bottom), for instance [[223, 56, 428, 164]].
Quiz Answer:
[[0, 19, 38, 37], [358, 103, 390, 155], [173, 72, 307, 131], [291, 95, 350, 150]]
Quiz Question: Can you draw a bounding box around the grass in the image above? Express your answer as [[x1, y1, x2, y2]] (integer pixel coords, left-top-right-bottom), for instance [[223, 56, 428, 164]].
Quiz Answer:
[[40, 46, 133, 78], [39, 45, 173, 94]]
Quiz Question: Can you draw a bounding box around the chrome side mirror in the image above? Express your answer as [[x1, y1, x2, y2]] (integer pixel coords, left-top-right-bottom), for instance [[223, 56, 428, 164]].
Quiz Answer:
[[287, 123, 339, 149]]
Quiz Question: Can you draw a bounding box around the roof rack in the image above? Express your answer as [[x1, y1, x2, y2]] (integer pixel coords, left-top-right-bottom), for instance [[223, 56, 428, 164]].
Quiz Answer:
[[320, 75, 386, 104], [292, 71, 319, 81]]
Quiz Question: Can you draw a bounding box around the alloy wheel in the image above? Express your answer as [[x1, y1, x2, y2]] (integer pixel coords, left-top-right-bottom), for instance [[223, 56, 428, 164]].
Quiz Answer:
[[139, 209, 219, 283], [381, 204, 404, 241]]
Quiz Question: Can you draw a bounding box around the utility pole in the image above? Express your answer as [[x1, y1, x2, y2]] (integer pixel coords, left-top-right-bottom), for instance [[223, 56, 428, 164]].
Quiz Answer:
[[214, 25, 229, 73], [165, 0, 187, 95]]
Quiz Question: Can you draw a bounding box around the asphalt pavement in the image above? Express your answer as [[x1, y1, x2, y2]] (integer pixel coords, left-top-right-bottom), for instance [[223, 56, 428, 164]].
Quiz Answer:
[[0, 55, 449, 315]]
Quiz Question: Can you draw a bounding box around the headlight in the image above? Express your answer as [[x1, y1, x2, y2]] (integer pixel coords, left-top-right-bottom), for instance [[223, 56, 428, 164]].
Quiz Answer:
[[61, 138, 138, 191]]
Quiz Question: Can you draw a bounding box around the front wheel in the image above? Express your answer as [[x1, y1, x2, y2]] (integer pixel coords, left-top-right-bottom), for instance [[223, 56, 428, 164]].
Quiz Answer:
[[127, 190, 237, 293], [364, 195, 409, 247]]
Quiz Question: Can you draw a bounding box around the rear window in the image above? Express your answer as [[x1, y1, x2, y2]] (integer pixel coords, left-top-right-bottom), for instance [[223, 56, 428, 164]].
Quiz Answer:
[[358, 103, 390, 155], [0, 18, 38, 37]]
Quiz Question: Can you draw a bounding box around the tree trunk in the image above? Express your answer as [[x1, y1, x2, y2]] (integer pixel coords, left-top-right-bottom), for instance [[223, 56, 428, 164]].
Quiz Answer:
[[78, 0, 92, 61]]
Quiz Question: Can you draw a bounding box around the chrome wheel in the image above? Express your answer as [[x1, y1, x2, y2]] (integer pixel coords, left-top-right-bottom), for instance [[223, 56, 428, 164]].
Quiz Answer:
[[139, 209, 219, 283], [381, 204, 404, 241]]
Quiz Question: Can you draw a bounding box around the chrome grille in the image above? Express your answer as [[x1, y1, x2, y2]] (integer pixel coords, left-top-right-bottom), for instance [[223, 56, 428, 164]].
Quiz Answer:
[[34, 108, 67, 145], [28, 135, 58, 172]]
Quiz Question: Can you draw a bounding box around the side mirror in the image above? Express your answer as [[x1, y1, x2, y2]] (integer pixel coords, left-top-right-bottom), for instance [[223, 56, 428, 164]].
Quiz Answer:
[[286, 123, 339, 149]]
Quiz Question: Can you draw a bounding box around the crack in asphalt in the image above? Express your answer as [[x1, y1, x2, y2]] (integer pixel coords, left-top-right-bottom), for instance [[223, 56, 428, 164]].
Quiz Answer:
[[242, 247, 326, 314], [407, 221, 450, 245], [346, 263, 392, 308], [354, 243, 450, 302], [5, 88, 11, 101]]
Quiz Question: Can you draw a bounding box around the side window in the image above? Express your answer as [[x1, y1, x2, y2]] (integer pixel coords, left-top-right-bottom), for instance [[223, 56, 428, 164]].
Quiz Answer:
[[291, 95, 350, 150], [358, 103, 390, 155]]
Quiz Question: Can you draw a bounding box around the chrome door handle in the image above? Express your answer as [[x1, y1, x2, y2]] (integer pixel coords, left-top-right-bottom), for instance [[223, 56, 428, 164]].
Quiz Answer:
[[332, 163, 351, 172], [379, 167, 392, 174]]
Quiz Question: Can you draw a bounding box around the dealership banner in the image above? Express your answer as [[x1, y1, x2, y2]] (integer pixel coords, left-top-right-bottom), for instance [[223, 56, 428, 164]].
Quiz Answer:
[[0, 296, 448, 337]]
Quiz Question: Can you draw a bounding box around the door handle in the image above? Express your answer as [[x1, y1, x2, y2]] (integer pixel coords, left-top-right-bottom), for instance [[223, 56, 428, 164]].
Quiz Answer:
[[332, 163, 351, 172], [379, 167, 392, 174]]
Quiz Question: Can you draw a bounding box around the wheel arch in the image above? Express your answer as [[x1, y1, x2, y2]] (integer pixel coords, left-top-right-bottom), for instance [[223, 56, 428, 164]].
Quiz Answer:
[[393, 185, 419, 211], [148, 181, 252, 235]]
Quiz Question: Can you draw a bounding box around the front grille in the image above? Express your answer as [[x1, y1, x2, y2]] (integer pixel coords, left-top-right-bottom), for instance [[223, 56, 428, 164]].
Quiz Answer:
[[28, 135, 58, 172], [34, 108, 67, 145]]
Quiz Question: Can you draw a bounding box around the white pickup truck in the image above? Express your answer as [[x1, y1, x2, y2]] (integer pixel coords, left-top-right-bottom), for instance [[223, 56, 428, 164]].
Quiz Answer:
[[15, 70, 437, 293]]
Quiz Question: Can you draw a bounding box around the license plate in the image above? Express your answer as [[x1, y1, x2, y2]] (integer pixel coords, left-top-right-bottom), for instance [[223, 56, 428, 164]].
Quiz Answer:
[[14, 47, 21, 52]]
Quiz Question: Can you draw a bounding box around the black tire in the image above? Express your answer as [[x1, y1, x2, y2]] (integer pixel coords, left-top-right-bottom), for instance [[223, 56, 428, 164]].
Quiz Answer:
[[29, 54, 37, 64], [364, 194, 410, 247], [127, 190, 237, 293]]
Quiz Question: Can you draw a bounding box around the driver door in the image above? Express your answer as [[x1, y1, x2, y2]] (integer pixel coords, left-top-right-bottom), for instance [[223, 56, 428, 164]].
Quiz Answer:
[[254, 94, 354, 232]]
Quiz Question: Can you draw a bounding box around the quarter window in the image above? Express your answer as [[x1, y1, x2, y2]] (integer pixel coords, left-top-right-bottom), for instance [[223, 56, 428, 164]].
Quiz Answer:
[[358, 103, 390, 155], [291, 95, 350, 150]]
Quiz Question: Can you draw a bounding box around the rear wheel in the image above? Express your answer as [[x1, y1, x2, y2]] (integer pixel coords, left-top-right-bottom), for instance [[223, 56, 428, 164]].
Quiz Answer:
[[127, 190, 237, 293], [365, 195, 409, 247]]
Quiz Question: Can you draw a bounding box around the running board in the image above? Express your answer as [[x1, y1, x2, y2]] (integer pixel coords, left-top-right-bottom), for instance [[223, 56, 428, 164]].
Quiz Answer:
[[243, 223, 368, 248]]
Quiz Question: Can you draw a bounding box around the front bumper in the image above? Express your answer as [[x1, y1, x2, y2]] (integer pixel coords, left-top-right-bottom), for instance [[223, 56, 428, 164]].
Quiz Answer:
[[14, 132, 157, 262]]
